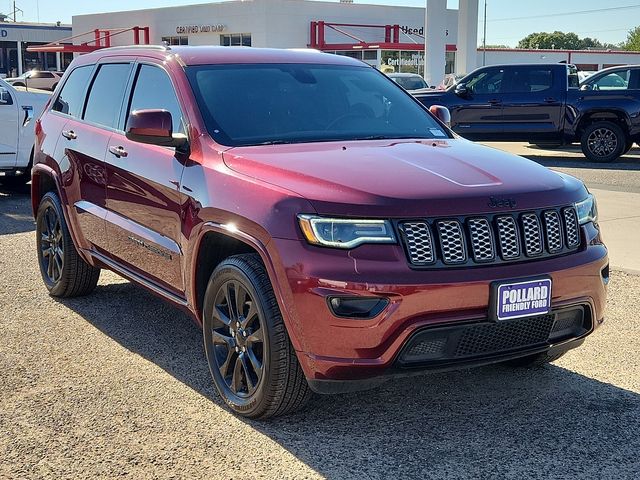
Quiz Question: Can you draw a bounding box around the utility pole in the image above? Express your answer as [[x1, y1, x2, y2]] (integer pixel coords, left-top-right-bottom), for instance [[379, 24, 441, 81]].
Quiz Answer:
[[482, 0, 487, 66], [11, 1, 23, 22]]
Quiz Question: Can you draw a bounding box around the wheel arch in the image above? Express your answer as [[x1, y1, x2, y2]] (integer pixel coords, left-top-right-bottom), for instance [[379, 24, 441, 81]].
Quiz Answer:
[[31, 163, 61, 218], [576, 109, 631, 138], [191, 222, 307, 353]]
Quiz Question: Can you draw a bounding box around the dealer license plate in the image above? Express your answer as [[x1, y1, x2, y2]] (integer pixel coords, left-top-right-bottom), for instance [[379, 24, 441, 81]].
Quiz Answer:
[[494, 278, 552, 321]]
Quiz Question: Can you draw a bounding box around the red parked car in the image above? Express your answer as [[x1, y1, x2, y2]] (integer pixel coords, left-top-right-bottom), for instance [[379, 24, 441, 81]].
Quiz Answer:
[[31, 46, 608, 418]]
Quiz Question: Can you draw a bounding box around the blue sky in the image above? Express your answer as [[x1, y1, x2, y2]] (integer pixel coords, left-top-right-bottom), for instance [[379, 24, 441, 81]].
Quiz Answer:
[[4, 0, 639, 47]]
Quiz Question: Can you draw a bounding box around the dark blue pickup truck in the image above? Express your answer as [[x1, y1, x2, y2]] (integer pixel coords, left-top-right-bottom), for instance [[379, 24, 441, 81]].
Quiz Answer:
[[414, 63, 640, 162]]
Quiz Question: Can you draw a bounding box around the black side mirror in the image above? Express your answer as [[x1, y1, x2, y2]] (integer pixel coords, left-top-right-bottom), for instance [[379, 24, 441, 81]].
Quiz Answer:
[[125, 109, 188, 150], [454, 83, 469, 97], [580, 84, 592, 91]]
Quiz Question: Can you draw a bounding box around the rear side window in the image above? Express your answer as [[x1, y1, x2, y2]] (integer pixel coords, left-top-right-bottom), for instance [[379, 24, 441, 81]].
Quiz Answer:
[[508, 68, 553, 93], [52, 65, 93, 117], [83, 63, 132, 129], [126, 64, 185, 134]]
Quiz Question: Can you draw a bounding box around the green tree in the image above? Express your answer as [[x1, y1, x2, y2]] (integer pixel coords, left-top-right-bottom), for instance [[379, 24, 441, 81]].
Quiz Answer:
[[517, 31, 610, 50], [621, 26, 640, 51]]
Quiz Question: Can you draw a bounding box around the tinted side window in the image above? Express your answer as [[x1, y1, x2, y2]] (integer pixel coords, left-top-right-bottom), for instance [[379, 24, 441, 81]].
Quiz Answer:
[[467, 68, 504, 94], [592, 70, 630, 90], [83, 63, 132, 129], [127, 64, 185, 134], [52, 66, 93, 117], [507, 68, 553, 93]]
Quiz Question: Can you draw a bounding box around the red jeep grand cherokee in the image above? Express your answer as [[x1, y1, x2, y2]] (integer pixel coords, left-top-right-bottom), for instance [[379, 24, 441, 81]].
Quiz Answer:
[[32, 46, 607, 418]]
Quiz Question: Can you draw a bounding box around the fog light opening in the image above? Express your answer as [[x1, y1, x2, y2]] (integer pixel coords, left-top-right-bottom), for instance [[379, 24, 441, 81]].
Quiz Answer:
[[601, 264, 610, 285], [327, 296, 389, 319]]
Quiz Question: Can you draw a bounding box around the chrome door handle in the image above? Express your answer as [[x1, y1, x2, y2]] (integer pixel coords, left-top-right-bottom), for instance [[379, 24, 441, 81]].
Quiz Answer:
[[108, 145, 128, 158], [61, 129, 77, 140]]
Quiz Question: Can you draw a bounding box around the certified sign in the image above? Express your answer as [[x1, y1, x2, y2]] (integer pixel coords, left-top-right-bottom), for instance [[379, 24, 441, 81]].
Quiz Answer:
[[494, 278, 552, 321], [176, 24, 226, 34]]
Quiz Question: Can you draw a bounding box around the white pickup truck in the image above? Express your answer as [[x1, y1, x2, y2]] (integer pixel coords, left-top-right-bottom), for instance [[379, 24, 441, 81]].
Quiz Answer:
[[0, 78, 50, 186]]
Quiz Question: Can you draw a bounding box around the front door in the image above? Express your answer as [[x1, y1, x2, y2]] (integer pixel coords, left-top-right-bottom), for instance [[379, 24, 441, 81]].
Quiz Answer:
[[451, 66, 505, 140], [0, 82, 18, 170], [104, 62, 188, 294]]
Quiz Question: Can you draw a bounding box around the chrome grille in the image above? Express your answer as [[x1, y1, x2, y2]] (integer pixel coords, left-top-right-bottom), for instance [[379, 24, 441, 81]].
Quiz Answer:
[[521, 213, 543, 256], [468, 218, 495, 261], [496, 216, 520, 259], [401, 222, 434, 265], [436, 220, 466, 264], [563, 208, 580, 247], [400, 206, 580, 268], [543, 210, 563, 253]]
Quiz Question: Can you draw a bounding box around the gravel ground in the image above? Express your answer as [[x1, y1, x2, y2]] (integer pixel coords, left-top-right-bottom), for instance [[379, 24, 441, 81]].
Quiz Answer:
[[1, 185, 639, 479]]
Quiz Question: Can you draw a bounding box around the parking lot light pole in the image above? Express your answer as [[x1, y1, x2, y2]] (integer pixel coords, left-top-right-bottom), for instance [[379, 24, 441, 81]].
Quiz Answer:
[[482, 0, 487, 66]]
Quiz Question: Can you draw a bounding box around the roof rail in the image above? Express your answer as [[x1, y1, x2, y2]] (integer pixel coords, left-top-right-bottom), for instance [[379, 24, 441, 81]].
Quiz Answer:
[[99, 44, 171, 52]]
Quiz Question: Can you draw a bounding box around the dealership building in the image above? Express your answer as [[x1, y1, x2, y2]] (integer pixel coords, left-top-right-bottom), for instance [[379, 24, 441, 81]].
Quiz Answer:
[[67, 0, 640, 84], [0, 19, 72, 77]]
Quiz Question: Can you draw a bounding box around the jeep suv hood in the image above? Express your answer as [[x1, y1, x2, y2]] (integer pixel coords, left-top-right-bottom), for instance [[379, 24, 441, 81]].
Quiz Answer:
[[222, 138, 586, 217]]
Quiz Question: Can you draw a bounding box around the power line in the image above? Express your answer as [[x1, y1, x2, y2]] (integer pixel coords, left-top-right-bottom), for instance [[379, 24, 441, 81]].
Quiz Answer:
[[488, 4, 640, 22]]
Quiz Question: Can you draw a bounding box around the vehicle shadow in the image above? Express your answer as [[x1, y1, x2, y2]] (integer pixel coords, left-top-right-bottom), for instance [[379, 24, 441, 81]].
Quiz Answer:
[[0, 183, 35, 235], [60, 280, 640, 479], [523, 144, 640, 171]]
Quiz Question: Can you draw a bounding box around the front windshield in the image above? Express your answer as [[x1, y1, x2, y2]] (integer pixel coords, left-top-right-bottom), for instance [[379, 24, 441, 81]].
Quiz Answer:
[[186, 63, 449, 147]]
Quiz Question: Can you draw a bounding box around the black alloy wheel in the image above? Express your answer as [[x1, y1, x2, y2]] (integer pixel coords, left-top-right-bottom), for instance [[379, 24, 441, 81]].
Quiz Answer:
[[39, 204, 64, 284], [580, 121, 626, 163], [35, 192, 100, 297], [203, 254, 311, 419], [210, 279, 265, 398]]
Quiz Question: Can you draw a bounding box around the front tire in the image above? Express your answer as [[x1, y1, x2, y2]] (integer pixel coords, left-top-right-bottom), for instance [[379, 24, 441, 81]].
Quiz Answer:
[[580, 121, 626, 163], [203, 254, 311, 419], [36, 192, 100, 297]]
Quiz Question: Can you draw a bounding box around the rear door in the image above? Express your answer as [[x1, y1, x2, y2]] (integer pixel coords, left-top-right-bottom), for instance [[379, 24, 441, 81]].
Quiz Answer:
[[53, 62, 133, 252], [451, 66, 505, 139], [0, 82, 18, 170], [103, 61, 187, 294], [500, 66, 563, 142]]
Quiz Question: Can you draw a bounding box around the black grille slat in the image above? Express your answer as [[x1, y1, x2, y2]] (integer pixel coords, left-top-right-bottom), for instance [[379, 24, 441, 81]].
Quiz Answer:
[[543, 210, 563, 253], [521, 213, 544, 256], [399, 206, 580, 268], [436, 220, 467, 264], [563, 207, 580, 248], [496, 216, 521, 259], [401, 222, 435, 265], [468, 218, 495, 262]]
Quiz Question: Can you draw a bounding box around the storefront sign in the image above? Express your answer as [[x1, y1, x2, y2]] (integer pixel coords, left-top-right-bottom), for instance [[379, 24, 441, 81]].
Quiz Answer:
[[176, 24, 226, 35], [387, 53, 424, 67], [1, 29, 8, 38], [400, 26, 423, 36]]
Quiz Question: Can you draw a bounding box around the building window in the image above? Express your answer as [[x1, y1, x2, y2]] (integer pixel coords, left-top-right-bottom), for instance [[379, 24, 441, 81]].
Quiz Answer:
[[220, 34, 252, 47], [445, 52, 455, 75], [162, 36, 188, 46]]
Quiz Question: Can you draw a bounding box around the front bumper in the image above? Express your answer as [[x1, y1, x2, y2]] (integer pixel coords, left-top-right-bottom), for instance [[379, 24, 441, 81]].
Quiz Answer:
[[270, 223, 608, 387]]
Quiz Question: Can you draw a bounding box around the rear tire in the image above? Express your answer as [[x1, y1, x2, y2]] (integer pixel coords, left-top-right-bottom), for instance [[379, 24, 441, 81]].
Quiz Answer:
[[504, 350, 566, 367], [580, 121, 626, 163], [36, 192, 100, 297], [202, 253, 312, 419]]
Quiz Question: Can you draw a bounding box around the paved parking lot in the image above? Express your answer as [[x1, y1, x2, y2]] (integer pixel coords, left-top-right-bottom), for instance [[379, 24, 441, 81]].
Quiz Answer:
[[1, 144, 640, 479]]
